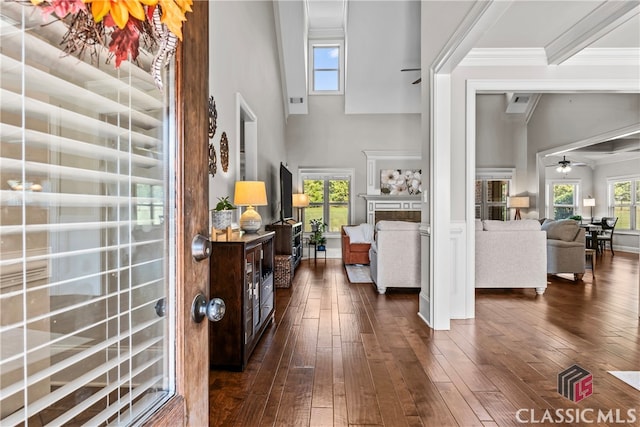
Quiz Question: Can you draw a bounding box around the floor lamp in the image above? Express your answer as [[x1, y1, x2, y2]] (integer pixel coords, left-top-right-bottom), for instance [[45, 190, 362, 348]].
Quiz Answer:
[[507, 196, 529, 220]]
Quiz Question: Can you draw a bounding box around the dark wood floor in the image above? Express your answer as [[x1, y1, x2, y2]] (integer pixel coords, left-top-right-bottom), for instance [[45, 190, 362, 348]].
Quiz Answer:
[[209, 251, 640, 426]]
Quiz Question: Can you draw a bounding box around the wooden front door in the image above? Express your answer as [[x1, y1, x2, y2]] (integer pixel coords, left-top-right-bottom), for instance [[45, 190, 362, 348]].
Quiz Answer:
[[145, 2, 211, 425]]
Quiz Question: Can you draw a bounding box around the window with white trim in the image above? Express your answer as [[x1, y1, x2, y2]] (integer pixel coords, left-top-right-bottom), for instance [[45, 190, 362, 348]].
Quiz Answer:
[[300, 169, 353, 233], [309, 41, 344, 94], [547, 180, 581, 219], [608, 177, 640, 231]]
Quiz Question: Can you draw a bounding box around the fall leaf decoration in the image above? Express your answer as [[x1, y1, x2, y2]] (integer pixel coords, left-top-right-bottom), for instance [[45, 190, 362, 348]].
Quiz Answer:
[[28, 0, 193, 89]]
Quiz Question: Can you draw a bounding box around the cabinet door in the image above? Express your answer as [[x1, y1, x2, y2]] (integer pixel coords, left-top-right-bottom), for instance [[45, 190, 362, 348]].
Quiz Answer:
[[244, 251, 254, 344], [252, 245, 262, 330]]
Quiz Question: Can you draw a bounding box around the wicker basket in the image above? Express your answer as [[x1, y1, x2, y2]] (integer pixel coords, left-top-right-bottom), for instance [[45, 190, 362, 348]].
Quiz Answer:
[[274, 255, 293, 288]]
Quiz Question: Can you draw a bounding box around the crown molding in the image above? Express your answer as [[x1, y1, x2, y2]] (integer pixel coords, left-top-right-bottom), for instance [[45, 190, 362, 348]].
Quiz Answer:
[[563, 48, 640, 66], [460, 48, 547, 67], [459, 47, 640, 67], [545, 1, 640, 65], [432, 1, 512, 73]]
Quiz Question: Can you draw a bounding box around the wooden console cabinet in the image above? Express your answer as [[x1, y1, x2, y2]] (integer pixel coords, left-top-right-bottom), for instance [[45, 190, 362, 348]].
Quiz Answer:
[[209, 231, 275, 371], [266, 221, 303, 271]]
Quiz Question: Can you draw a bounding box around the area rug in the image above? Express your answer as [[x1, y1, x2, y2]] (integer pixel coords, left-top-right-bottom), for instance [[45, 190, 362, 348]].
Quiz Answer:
[[345, 264, 372, 283], [608, 371, 640, 392]]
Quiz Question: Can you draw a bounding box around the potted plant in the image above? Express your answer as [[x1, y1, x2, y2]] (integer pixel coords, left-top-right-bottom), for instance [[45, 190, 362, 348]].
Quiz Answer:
[[309, 219, 327, 250], [211, 196, 236, 230]]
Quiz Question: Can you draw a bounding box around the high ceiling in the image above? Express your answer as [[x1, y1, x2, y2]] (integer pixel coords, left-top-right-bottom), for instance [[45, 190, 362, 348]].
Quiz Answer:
[[274, 0, 640, 115]]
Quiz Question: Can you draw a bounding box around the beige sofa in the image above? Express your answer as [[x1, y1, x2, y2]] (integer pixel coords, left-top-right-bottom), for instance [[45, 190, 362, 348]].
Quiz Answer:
[[475, 219, 547, 295], [541, 219, 586, 280], [368, 221, 421, 294]]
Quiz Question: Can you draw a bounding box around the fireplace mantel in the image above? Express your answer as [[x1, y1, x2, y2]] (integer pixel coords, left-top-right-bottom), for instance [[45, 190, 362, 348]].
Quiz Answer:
[[361, 150, 423, 224], [360, 194, 422, 224]]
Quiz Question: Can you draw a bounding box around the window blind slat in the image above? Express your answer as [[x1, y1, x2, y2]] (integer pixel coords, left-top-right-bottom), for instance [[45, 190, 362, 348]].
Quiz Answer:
[[0, 123, 161, 168], [0, 89, 160, 148], [0, 158, 163, 187], [0, 320, 163, 410], [45, 352, 163, 427], [0, 190, 161, 208], [82, 375, 165, 427], [0, 53, 162, 129], [0, 220, 151, 236]]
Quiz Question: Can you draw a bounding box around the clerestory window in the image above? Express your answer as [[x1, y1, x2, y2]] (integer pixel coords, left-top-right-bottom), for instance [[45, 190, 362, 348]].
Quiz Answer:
[[309, 41, 344, 94]]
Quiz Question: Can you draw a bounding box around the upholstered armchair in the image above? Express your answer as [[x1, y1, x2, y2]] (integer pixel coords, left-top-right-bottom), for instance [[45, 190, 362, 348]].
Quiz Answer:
[[542, 219, 586, 280], [341, 224, 374, 265], [368, 221, 421, 294]]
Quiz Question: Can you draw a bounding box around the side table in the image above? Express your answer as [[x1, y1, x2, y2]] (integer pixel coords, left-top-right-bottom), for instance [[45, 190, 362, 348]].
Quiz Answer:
[[308, 240, 327, 262]]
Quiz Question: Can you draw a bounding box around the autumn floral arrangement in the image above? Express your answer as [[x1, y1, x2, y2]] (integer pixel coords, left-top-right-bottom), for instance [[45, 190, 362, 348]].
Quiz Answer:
[[27, 0, 193, 89]]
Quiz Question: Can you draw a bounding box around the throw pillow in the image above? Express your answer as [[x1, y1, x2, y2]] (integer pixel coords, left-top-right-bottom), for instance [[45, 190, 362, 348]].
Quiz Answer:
[[344, 225, 367, 243], [360, 223, 374, 243], [543, 219, 580, 241]]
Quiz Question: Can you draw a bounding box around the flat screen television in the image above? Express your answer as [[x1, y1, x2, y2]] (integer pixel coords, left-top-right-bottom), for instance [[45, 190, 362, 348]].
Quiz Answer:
[[280, 163, 294, 222]]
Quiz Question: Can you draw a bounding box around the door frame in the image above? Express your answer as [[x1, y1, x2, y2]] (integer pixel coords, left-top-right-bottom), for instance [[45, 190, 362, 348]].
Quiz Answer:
[[143, 2, 210, 425]]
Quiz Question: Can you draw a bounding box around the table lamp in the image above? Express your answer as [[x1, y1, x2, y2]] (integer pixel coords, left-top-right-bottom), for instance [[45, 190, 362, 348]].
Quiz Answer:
[[507, 196, 529, 220], [234, 181, 268, 233], [583, 197, 595, 220], [292, 193, 309, 223]]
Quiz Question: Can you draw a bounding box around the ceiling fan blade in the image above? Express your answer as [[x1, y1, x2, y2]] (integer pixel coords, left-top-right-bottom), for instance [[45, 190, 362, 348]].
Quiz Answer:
[[412, 78, 421, 85], [401, 68, 421, 72]]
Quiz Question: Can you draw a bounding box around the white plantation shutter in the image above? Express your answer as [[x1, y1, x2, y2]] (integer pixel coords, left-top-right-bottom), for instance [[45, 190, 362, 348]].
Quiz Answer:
[[0, 2, 174, 425]]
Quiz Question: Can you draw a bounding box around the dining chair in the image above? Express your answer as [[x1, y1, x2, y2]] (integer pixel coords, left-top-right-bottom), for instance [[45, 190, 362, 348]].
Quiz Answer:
[[597, 217, 618, 255]]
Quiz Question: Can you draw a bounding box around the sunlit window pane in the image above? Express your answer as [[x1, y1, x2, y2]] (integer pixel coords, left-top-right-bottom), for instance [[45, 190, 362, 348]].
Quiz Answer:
[[313, 47, 339, 68]]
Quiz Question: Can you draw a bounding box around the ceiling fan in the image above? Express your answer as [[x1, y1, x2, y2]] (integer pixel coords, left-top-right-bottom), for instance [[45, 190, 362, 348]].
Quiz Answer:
[[552, 155, 587, 173], [401, 68, 421, 85]]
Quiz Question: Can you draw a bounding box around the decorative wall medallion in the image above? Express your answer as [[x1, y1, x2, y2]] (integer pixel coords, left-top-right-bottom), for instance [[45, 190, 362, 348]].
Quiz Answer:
[[220, 132, 229, 172], [208, 142, 217, 177], [208, 96, 217, 139]]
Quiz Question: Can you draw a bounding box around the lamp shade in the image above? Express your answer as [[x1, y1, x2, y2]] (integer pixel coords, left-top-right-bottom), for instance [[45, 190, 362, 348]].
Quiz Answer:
[[292, 193, 309, 208], [583, 198, 596, 207], [507, 196, 529, 208], [233, 181, 267, 207]]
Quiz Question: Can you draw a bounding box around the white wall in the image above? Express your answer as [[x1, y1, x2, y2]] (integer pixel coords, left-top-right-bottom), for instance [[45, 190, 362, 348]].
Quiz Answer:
[[285, 95, 421, 223], [476, 95, 517, 168], [209, 1, 287, 224]]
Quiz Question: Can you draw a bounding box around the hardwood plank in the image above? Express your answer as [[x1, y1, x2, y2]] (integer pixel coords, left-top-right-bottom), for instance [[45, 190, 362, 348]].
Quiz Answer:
[[342, 341, 383, 425], [434, 354, 494, 421], [435, 382, 484, 426], [384, 359, 421, 418], [393, 356, 458, 426], [312, 347, 333, 408], [368, 359, 410, 426], [317, 309, 333, 348], [310, 407, 334, 427], [274, 367, 314, 426], [291, 317, 319, 368], [474, 392, 520, 427]]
